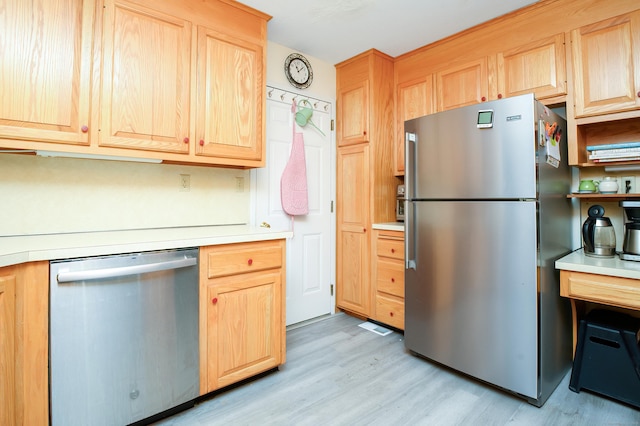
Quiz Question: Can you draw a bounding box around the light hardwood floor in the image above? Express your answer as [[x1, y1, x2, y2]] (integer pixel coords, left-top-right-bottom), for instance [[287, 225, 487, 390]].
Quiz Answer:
[[155, 313, 640, 425]]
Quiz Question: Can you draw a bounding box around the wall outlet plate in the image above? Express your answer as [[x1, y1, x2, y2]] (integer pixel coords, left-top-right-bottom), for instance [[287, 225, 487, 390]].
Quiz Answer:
[[622, 176, 635, 194]]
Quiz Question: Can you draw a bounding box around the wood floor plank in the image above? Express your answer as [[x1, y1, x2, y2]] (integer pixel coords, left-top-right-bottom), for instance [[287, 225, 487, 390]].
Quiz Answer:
[[154, 313, 640, 425]]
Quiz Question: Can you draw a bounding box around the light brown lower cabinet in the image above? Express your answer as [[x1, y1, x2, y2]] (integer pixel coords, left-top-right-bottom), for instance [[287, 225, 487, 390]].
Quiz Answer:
[[199, 240, 286, 394], [371, 230, 405, 330], [0, 261, 49, 426]]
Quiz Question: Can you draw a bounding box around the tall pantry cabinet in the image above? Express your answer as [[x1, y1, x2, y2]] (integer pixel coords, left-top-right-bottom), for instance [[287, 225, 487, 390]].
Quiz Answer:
[[335, 50, 397, 317]]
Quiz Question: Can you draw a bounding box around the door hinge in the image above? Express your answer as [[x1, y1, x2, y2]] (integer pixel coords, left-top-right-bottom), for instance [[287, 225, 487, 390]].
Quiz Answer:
[[331, 200, 334, 213], [331, 119, 335, 131], [331, 284, 334, 296]]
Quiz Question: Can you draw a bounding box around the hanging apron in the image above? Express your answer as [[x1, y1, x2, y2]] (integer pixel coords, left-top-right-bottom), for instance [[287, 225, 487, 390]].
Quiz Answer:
[[280, 101, 309, 222]]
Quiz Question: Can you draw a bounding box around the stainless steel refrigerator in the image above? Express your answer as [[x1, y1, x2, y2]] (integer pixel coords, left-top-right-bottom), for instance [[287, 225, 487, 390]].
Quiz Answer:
[[404, 93, 574, 407]]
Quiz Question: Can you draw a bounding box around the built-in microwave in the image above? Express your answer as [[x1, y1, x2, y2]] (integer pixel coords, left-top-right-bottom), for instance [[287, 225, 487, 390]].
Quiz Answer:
[[396, 184, 405, 222]]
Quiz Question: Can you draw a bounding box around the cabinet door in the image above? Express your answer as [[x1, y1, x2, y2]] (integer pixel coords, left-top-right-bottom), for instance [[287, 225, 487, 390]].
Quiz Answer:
[[338, 81, 369, 146], [100, 0, 192, 153], [0, 272, 16, 426], [572, 11, 640, 117], [195, 27, 264, 162], [336, 144, 370, 315], [0, 262, 48, 426], [436, 58, 489, 111], [0, 0, 94, 145], [205, 271, 282, 392], [497, 33, 567, 100], [396, 77, 435, 175]]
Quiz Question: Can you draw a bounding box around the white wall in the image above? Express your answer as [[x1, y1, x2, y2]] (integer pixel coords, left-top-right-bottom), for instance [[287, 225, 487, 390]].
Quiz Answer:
[[0, 155, 250, 236], [264, 41, 336, 102]]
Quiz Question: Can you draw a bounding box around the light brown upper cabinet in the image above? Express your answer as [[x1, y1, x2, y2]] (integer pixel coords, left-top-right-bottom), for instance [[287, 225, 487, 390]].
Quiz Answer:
[[337, 80, 370, 146], [497, 33, 567, 101], [100, 0, 192, 154], [194, 27, 264, 162], [0, 0, 95, 146], [0, 0, 268, 168], [436, 57, 490, 112], [395, 76, 435, 176], [572, 10, 640, 118]]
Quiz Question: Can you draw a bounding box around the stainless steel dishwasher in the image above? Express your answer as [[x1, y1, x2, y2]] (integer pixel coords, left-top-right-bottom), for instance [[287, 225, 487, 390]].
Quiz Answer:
[[49, 248, 199, 426]]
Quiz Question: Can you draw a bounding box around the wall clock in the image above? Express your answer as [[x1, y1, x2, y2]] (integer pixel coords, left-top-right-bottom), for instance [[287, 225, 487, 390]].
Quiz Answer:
[[284, 53, 313, 89]]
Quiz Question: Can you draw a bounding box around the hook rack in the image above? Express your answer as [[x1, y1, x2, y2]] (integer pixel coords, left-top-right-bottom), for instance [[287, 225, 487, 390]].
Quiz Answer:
[[266, 85, 331, 114]]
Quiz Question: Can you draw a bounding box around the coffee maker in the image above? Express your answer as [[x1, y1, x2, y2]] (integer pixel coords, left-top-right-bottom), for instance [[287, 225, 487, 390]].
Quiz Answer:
[[620, 201, 640, 260], [582, 205, 616, 258]]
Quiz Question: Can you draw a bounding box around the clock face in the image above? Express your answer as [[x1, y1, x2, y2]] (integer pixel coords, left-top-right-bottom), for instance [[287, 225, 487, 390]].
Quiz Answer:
[[285, 53, 313, 89]]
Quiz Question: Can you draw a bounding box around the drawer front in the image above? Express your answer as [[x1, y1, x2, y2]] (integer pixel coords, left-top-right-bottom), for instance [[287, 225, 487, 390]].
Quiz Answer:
[[376, 258, 404, 297], [560, 270, 640, 310], [375, 294, 404, 330], [376, 238, 404, 261], [205, 240, 283, 279]]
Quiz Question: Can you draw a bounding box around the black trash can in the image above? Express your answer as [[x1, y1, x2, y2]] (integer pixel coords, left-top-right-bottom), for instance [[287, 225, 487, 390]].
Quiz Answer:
[[569, 309, 640, 408]]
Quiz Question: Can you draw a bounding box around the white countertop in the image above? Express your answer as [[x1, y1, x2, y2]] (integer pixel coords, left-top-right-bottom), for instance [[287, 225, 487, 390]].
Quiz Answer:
[[0, 225, 293, 268], [372, 222, 404, 232], [555, 249, 640, 280]]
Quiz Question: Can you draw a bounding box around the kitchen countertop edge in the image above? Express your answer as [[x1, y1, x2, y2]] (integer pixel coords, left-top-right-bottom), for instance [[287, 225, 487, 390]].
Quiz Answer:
[[0, 225, 293, 268], [372, 222, 405, 232], [555, 248, 640, 280]]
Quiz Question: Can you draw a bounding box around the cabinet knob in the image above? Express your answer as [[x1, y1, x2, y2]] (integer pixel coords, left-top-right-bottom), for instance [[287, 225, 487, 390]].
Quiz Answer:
[[211, 297, 218, 304], [391, 277, 395, 283], [637, 91, 640, 98], [199, 139, 205, 146], [183, 137, 189, 144], [498, 94, 503, 99], [391, 248, 395, 253], [390, 312, 394, 317], [81, 125, 89, 133], [248, 258, 253, 266], [481, 96, 486, 102], [363, 228, 367, 233], [363, 131, 367, 136]]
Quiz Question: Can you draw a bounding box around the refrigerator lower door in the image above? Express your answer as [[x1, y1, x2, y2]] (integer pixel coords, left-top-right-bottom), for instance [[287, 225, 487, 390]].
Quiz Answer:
[[405, 200, 538, 399]]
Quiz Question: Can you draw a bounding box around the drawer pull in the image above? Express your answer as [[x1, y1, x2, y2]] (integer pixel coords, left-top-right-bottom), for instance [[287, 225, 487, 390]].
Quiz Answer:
[[391, 248, 395, 253], [248, 258, 253, 266], [211, 297, 218, 304]]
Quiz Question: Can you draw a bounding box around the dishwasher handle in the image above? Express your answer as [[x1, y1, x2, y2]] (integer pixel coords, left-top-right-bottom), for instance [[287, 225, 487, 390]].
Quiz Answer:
[[57, 257, 197, 283]]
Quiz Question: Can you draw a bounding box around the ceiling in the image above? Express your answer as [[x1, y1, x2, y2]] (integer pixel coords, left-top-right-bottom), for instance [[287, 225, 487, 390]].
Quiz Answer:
[[240, 0, 539, 65]]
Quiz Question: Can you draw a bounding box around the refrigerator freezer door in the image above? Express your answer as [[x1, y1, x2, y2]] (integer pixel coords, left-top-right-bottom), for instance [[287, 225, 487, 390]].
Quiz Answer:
[[405, 94, 537, 200], [405, 200, 538, 399]]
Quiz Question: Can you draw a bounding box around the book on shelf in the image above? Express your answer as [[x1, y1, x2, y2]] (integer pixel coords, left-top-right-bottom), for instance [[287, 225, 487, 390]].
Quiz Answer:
[[592, 156, 640, 163], [588, 147, 640, 157], [586, 141, 640, 151]]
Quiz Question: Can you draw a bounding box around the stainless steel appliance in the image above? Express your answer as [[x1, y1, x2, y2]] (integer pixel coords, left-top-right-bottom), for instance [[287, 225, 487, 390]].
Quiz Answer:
[[396, 184, 405, 221], [50, 248, 200, 425], [404, 93, 573, 407], [582, 205, 616, 258], [620, 201, 640, 260]]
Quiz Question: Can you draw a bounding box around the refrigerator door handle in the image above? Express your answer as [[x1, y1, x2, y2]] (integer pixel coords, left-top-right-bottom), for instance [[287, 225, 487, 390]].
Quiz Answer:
[[406, 201, 417, 270], [405, 132, 416, 200], [405, 132, 417, 270]]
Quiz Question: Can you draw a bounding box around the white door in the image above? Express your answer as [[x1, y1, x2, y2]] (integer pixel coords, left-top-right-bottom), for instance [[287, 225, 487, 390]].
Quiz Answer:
[[253, 88, 334, 326]]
